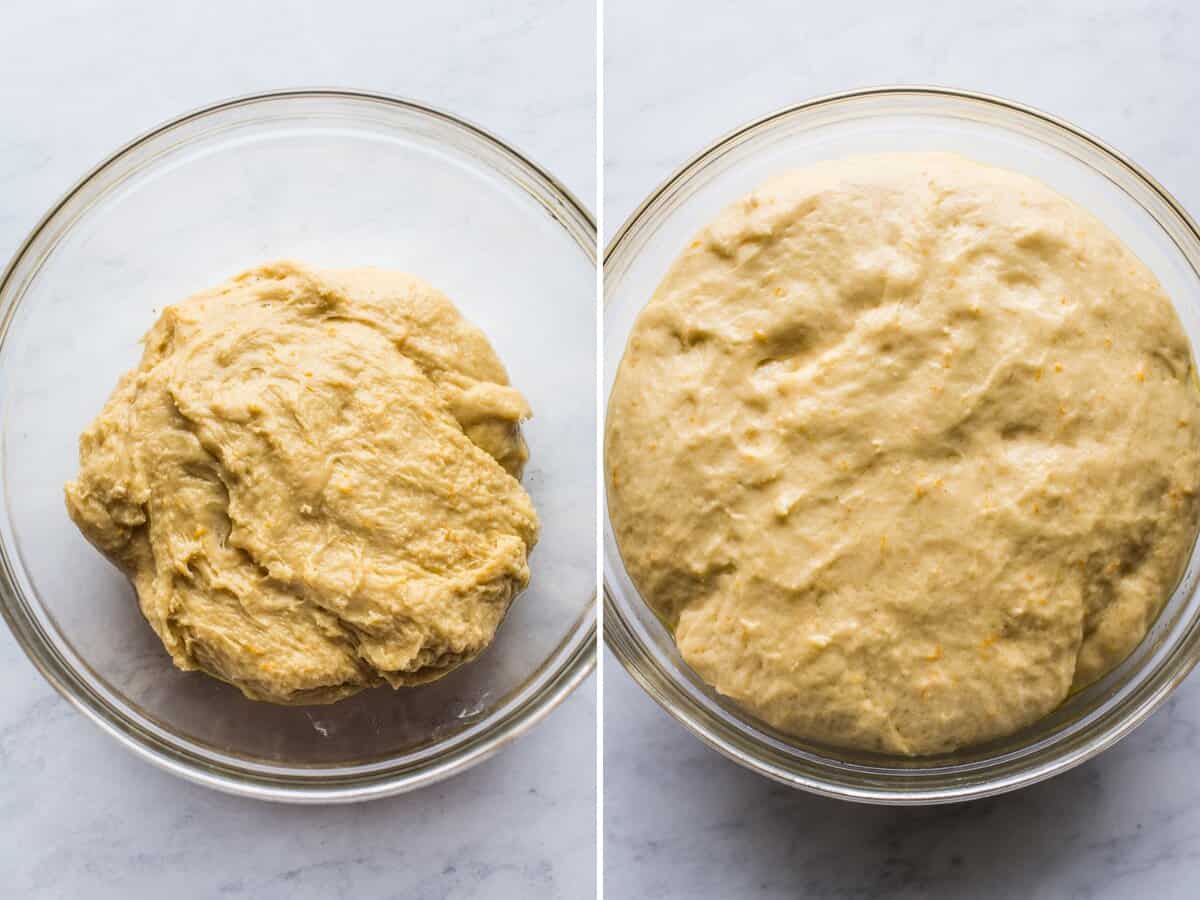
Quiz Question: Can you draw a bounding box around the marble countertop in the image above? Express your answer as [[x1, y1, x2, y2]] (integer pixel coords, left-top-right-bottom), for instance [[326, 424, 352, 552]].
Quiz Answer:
[[0, 2, 595, 898], [604, 1, 1200, 898]]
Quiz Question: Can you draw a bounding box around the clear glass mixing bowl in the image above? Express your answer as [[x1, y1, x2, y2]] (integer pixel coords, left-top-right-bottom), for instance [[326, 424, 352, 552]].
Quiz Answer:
[[604, 86, 1200, 804], [0, 89, 596, 802]]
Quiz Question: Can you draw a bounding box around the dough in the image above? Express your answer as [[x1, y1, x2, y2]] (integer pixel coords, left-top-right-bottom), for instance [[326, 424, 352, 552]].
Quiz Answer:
[[606, 153, 1200, 755], [67, 261, 538, 704]]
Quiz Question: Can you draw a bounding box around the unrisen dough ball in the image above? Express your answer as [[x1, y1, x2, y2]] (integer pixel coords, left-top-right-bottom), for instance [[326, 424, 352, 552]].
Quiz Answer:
[[606, 153, 1200, 755], [67, 261, 538, 704]]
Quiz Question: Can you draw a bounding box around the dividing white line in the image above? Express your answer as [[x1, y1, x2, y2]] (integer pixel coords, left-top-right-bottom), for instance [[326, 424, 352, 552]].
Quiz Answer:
[[594, 0, 606, 897]]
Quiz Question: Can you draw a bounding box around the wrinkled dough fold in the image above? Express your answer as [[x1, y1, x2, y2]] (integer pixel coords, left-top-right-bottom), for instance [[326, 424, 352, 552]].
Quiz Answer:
[[67, 261, 538, 704]]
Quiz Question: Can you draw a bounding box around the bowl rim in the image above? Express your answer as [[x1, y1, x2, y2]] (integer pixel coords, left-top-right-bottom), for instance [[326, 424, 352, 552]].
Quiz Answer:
[[602, 83, 1200, 804], [0, 86, 597, 804]]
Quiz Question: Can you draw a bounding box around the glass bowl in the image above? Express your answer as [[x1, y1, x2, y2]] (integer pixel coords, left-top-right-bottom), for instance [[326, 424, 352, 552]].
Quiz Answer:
[[0, 89, 595, 802], [604, 86, 1200, 804]]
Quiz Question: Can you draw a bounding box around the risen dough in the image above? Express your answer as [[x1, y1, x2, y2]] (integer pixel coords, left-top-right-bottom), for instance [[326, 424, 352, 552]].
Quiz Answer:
[[67, 261, 538, 704], [606, 153, 1200, 755]]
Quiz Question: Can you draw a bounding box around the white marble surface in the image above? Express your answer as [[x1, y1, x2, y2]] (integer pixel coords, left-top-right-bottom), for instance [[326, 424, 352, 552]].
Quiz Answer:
[[0, 2, 595, 898], [604, 1, 1200, 898]]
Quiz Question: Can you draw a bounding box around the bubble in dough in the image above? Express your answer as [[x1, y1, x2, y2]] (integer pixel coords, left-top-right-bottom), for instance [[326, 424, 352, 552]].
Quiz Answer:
[[606, 153, 1200, 755], [67, 261, 538, 704]]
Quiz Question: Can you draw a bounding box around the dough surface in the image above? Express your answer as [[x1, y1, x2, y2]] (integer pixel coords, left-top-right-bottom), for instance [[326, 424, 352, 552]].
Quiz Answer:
[[67, 261, 538, 704], [606, 153, 1200, 755]]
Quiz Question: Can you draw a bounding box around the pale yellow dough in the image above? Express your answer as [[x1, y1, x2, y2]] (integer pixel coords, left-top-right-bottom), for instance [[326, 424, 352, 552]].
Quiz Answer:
[[606, 153, 1200, 755], [67, 261, 538, 704]]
